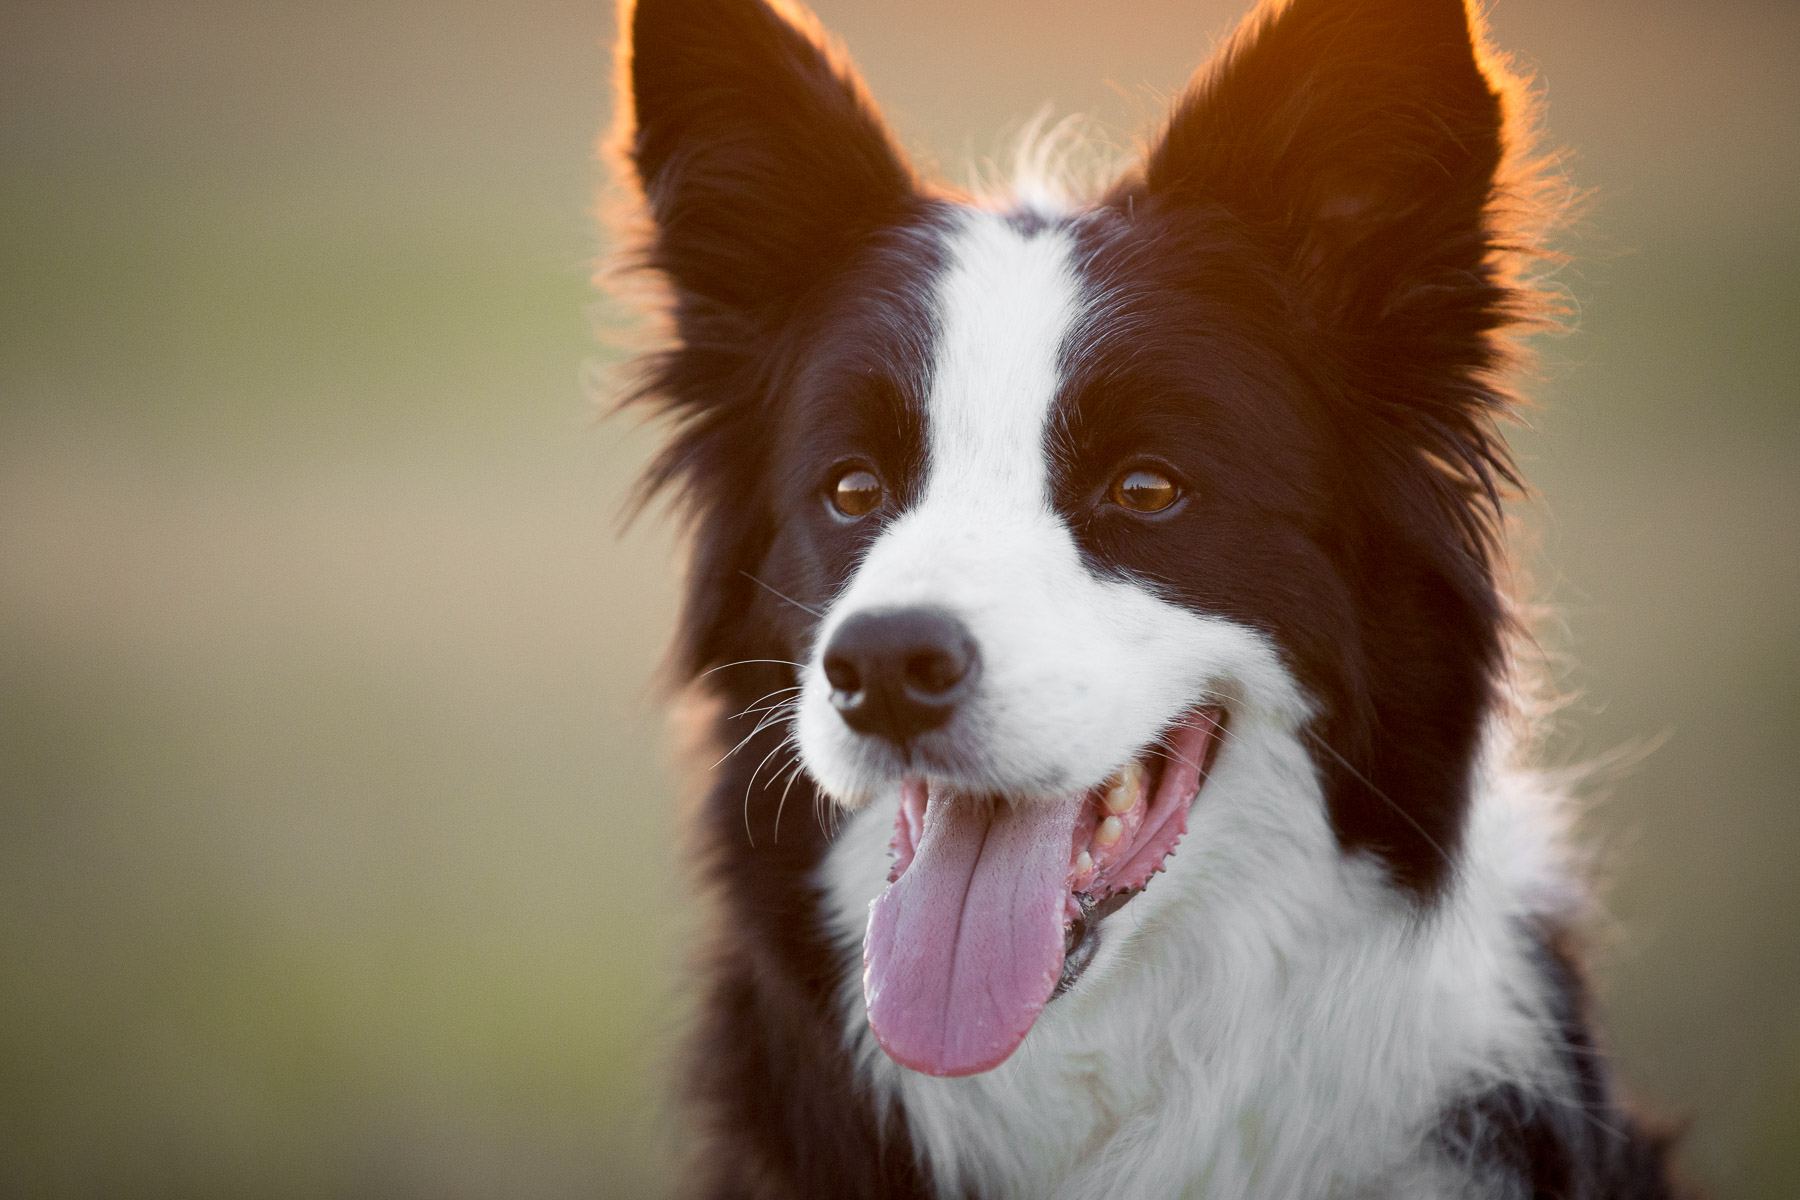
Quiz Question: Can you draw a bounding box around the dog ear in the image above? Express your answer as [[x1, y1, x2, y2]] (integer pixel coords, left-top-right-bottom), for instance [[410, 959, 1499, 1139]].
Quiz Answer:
[[622, 0, 915, 324], [1127, 0, 1511, 330], [617, 0, 917, 680]]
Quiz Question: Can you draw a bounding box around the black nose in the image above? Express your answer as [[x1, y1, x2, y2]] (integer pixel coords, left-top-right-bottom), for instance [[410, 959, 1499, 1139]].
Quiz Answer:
[[822, 607, 980, 745]]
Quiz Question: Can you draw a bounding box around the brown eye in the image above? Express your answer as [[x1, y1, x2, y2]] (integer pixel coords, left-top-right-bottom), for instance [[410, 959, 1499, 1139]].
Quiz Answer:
[[830, 467, 884, 518], [1110, 468, 1179, 513]]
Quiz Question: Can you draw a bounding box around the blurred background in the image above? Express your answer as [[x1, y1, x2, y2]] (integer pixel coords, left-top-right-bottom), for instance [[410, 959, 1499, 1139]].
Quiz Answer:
[[0, 0, 1794, 1195]]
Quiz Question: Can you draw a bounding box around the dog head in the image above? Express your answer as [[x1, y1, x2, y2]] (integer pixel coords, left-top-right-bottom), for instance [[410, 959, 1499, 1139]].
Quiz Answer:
[[618, 0, 1540, 1077]]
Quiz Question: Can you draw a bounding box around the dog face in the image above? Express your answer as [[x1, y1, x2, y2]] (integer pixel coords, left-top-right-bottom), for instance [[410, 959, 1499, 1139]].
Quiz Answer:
[[623, 0, 1531, 1078], [792, 210, 1300, 806]]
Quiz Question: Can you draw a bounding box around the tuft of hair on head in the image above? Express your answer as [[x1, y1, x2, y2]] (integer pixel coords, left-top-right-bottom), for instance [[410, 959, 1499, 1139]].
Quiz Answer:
[[959, 108, 1128, 218]]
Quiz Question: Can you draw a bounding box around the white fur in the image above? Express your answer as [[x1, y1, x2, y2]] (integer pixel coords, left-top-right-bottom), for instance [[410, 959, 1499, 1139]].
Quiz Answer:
[[803, 203, 1581, 1198]]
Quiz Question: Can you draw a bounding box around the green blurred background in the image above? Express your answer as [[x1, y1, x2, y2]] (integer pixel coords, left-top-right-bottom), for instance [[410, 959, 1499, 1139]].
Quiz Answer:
[[0, 0, 1794, 1195]]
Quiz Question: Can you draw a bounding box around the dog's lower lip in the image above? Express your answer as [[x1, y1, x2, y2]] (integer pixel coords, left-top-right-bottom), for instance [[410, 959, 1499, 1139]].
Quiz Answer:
[[1055, 889, 1135, 997]]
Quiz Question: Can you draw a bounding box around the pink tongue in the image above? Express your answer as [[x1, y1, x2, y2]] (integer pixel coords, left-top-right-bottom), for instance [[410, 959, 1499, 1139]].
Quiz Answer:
[[863, 781, 1081, 1077]]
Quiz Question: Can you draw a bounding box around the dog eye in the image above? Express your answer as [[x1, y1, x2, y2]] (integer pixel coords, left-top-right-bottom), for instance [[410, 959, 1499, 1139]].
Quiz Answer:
[[1110, 468, 1180, 514], [829, 467, 884, 519]]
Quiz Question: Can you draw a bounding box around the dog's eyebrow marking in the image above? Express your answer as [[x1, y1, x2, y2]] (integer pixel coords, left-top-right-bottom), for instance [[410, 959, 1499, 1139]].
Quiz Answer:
[[923, 212, 1083, 515]]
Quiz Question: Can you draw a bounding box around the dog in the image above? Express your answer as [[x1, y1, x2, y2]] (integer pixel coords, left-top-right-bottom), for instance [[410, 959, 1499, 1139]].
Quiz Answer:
[[610, 0, 1689, 1194]]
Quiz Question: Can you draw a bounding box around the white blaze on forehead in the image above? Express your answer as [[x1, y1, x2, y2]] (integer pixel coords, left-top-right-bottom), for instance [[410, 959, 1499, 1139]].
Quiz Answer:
[[924, 211, 1083, 508]]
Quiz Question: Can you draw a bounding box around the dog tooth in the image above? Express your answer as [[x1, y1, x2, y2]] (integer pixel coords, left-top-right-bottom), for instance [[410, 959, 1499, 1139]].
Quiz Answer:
[[1103, 761, 1145, 814], [1074, 850, 1093, 876], [1095, 815, 1124, 848]]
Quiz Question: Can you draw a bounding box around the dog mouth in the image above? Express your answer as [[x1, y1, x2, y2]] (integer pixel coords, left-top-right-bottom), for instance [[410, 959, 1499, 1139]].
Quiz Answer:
[[861, 708, 1225, 1077]]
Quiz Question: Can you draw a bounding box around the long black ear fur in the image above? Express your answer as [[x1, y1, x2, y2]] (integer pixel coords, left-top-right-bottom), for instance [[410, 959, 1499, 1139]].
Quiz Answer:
[[1117, 0, 1545, 896], [625, 0, 915, 324]]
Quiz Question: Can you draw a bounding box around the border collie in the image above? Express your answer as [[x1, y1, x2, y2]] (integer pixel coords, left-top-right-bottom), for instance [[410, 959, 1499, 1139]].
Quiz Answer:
[[610, 0, 1688, 1194]]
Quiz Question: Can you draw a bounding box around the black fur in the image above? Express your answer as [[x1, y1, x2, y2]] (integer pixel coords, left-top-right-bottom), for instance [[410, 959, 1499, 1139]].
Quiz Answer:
[[622, 1, 946, 1191], [611, 0, 1688, 1194], [1436, 924, 1688, 1197], [624, 0, 928, 680]]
